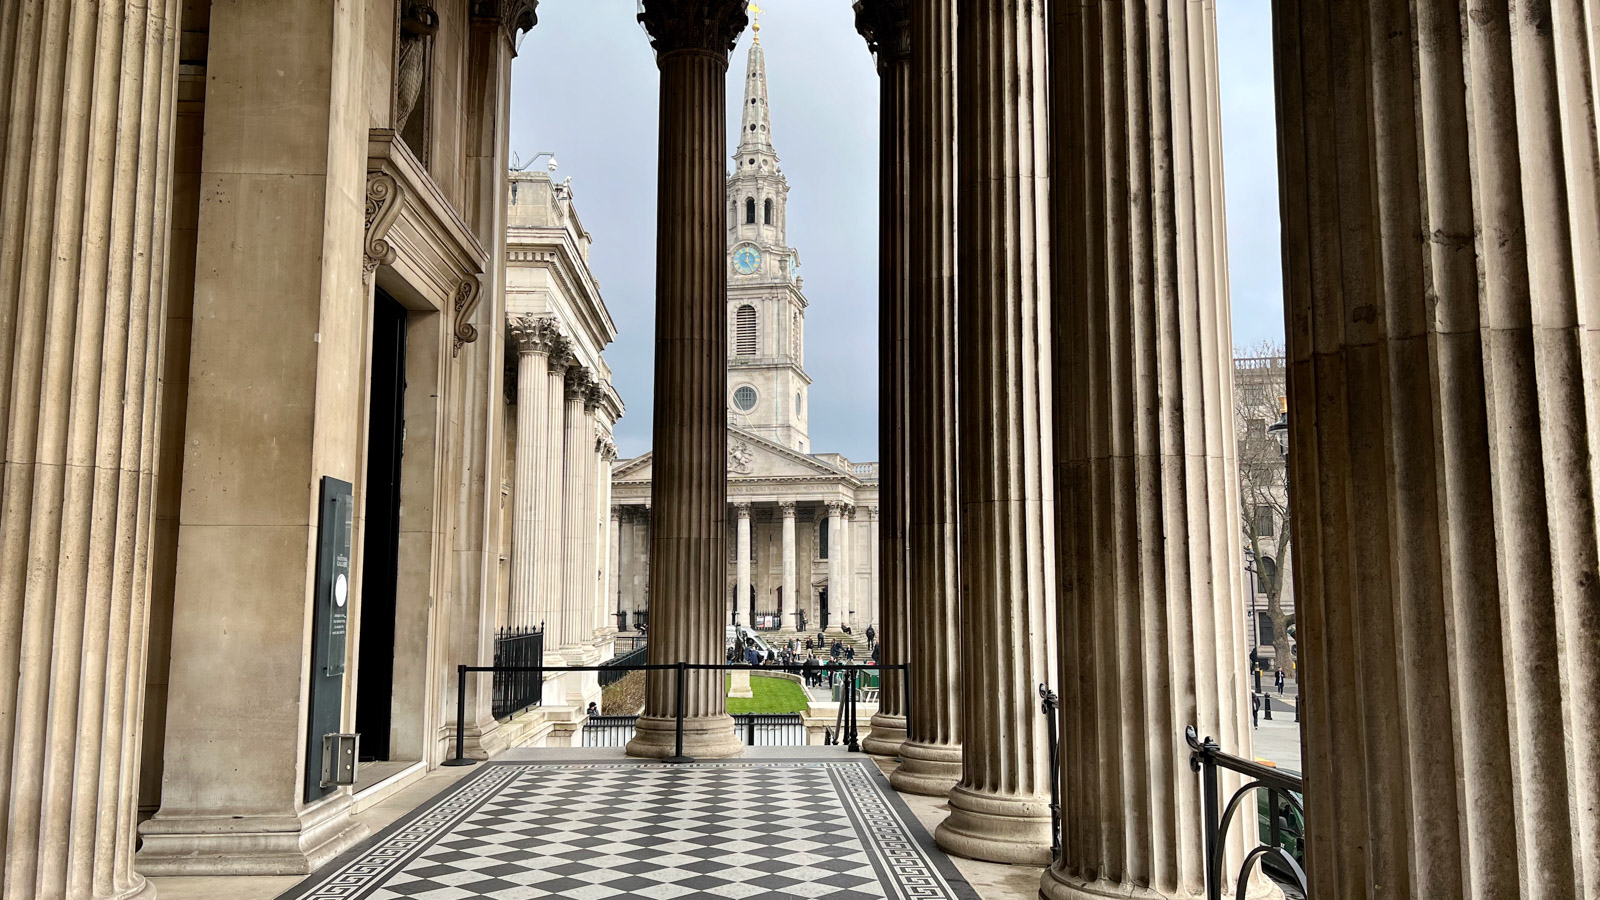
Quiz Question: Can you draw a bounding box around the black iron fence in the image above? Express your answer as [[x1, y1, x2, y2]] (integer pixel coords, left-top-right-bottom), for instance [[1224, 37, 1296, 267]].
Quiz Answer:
[[1186, 726, 1308, 899], [732, 713, 805, 745], [491, 627, 544, 719], [600, 645, 648, 689], [446, 660, 909, 765], [614, 610, 650, 632], [582, 715, 638, 747]]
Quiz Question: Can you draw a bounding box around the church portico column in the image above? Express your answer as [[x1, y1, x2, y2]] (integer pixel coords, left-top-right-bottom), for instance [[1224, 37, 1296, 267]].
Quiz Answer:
[[1041, 1, 1255, 895], [626, 0, 748, 760], [935, 0, 1057, 866], [826, 502, 846, 629], [608, 505, 623, 629], [892, 0, 964, 799], [735, 503, 753, 627], [0, 1, 179, 895], [780, 503, 798, 631], [539, 342, 571, 644], [560, 367, 595, 649], [509, 316, 558, 630]]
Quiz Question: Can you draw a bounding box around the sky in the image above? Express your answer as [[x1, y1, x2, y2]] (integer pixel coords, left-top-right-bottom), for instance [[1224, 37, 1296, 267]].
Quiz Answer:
[[509, 1, 1285, 461]]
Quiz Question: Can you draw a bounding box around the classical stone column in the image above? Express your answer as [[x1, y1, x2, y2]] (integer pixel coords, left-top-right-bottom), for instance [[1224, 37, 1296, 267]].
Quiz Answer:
[[627, 0, 748, 760], [935, 0, 1057, 866], [857, 0, 912, 763], [735, 503, 753, 626], [780, 502, 798, 631], [1247, 3, 1600, 897], [0, 2, 178, 896], [827, 502, 846, 628], [840, 506, 855, 626], [892, 0, 964, 799], [559, 367, 594, 648], [608, 505, 623, 630], [508, 317, 557, 629], [579, 387, 601, 640], [1040, 1, 1254, 896], [539, 342, 571, 642]]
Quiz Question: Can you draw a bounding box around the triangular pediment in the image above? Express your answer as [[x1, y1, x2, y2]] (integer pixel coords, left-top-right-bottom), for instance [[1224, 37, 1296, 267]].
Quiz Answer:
[[612, 427, 853, 484]]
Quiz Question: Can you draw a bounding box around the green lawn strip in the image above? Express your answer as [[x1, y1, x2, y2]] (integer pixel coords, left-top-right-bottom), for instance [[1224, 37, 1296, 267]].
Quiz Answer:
[[725, 674, 810, 715]]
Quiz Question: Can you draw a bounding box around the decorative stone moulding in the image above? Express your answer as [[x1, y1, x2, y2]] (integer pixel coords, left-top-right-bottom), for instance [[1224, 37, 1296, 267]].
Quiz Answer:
[[366, 129, 488, 355]]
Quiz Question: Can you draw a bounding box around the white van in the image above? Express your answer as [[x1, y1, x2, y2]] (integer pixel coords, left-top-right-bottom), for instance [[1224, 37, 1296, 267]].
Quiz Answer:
[[725, 625, 771, 658]]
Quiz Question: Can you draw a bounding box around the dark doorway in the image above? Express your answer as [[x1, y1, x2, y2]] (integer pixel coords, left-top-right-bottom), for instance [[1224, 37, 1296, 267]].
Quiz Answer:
[[819, 587, 830, 630], [356, 292, 407, 761]]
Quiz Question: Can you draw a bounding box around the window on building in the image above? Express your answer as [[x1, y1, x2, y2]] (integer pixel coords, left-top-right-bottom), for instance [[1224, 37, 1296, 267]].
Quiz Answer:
[[764, 198, 773, 225], [733, 385, 757, 412], [1255, 505, 1275, 537], [745, 197, 755, 224], [1259, 555, 1278, 594], [818, 517, 829, 559], [1258, 612, 1276, 645], [735, 305, 757, 356]]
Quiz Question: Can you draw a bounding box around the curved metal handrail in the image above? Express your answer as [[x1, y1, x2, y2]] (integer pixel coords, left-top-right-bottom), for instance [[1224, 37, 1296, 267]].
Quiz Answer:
[[1186, 725, 1309, 900], [1234, 845, 1308, 898]]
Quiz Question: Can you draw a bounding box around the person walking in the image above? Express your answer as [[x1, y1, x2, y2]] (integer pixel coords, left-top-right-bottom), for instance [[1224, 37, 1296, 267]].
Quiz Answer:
[[845, 645, 855, 662], [1251, 692, 1261, 729], [865, 624, 877, 651], [1275, 667, 1286, 696]]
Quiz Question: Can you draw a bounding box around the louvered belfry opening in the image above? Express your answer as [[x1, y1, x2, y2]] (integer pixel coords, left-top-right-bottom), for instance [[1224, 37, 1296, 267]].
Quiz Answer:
[[736, 304, 757, 355]]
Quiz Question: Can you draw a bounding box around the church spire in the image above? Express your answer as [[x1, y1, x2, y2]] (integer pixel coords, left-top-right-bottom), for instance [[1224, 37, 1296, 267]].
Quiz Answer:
[[735, 36, 777, 164]]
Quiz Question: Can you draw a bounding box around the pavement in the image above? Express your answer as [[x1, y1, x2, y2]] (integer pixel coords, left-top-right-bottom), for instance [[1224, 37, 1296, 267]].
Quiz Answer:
[[1248, 678, 1302, 772]]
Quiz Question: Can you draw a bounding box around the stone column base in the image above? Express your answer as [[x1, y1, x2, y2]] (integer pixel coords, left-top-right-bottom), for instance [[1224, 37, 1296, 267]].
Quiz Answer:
[[1039, 863, 1280, 900], [933, 783, 1053, 865], [625, 713, 744, 759], [889, 739, 962, 796], [112, 875, 157, 900], [137, 792, 370, 876], [861, 713, 907, 756]]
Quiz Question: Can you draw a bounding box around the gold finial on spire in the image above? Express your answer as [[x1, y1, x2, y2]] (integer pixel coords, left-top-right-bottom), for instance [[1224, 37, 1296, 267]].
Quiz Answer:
[[749, 2, 762, 38]]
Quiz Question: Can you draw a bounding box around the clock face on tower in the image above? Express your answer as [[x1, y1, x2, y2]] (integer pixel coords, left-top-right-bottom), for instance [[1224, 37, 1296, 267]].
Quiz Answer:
[[734, 246, 762, 275]]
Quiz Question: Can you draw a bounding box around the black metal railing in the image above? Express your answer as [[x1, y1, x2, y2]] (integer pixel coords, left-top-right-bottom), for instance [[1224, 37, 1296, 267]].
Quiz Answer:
[[732, 713, 806, 745], [1186, 726, 1308, 900], [491, 627, 544, 719], [446, 660, 909, 766], [600, 645, 648, 689], [750, 611, 782, 630], [583, 715, 638, 747], [1040, 684, 1061, 859]]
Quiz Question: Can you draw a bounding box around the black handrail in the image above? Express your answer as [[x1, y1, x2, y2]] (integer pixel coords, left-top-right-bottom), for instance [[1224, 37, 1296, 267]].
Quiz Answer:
[[1039, 684, 1060, 859], [1186, 725, 1309, 899], [491, 626, 544, 719], [445, 660, 910, 767]]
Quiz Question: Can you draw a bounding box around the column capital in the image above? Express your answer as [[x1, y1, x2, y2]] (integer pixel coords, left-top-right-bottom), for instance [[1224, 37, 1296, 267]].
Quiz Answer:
[[843, 504, 857, 520], [825, 501, 845, 516], [470, 0, 539, 52], [637, 0, 748, 58], [596, 435, 619, 461], [853, 0, 910, 72], [564, 366, 594, 400], [778, 501, 797, 517], [734, 502, 752, 520], [583, 381, 606, 412], [545, 335, 574, 373], [865, 506, 878, 521], [508, 314, 561, 356], [610, 504, 623, 521]]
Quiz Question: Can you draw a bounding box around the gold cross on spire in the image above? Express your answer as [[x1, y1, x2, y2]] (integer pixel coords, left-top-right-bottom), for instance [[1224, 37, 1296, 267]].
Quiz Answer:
[[749, 2, 763, 38]]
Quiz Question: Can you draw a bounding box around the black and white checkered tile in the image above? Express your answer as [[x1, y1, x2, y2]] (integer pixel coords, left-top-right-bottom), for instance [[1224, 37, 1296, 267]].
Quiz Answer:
[[278, 760, 977, 900]]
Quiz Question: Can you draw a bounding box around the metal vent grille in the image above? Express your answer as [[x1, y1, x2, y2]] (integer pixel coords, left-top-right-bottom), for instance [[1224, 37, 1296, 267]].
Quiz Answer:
[[736, 305, 757, 355]]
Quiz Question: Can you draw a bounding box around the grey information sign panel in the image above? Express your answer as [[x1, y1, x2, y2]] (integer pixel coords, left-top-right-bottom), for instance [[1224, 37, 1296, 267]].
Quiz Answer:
[[306, 476, 353, 803]]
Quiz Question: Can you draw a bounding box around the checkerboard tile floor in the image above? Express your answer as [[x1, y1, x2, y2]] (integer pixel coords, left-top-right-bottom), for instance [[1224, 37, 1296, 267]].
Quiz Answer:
[[279, 760, 977, 900]]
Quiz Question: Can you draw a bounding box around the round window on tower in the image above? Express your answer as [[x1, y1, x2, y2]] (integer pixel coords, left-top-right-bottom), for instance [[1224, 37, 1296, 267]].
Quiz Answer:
[[795, 392, 802, 415], [734, 386, 758, 412]]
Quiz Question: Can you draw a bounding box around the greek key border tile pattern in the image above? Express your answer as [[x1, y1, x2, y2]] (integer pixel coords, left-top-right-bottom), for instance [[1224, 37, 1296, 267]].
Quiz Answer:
[[276, 760, 979, 900]]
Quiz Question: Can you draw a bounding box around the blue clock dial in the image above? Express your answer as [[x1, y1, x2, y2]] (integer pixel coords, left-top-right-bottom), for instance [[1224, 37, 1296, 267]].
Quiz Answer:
[[734, 246, 762, 275]]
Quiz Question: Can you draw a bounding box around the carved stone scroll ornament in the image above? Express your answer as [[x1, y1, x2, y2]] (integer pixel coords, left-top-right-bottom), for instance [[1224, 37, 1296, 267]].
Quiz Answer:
[[470, 0, 539, 38], [636, 0, 749, 57], [363, 171, 404, 280], [452, 276, 481, 356]]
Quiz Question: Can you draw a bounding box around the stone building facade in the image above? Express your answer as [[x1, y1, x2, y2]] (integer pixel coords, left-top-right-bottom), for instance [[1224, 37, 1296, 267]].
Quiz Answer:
[[610, 34, 882, 635], [4, 2, 1600, 899], [1234, 354, 1295, 668]]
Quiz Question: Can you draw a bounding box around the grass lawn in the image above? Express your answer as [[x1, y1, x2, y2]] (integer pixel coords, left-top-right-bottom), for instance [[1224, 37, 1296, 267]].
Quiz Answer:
[[725, 674, 810, 715]]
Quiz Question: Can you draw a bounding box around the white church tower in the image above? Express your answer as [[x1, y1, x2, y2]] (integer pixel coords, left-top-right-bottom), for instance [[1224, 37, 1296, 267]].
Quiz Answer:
[[726, 30, 811, 452]]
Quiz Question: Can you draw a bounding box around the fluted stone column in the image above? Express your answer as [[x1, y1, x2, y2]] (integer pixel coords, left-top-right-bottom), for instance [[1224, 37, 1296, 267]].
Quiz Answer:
[[780, 502, 798, 630], [579, 387, 601, 640], [1253, 4, 1600, 897], [857, 6, 911, 760], [539, 343, 570, 642], [608, 505, 622, 629], [0, 2, 178, 896], [892, 0, 964, 799], [840, 506, 855, 626], [559, 368, 594, 648], [509, 317, 557, 629], [627, 0, 748, 760], [735, 503, 752, 626], [827, 502, 846, 628], [1041, 1, 1254, 896], [935, 0, 1058, 866]]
